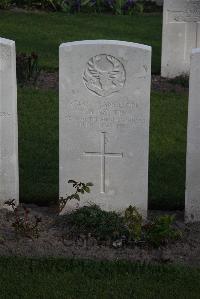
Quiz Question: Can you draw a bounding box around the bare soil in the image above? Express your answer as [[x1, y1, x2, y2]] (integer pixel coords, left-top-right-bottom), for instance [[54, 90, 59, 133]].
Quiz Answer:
[[0, 205, 199, 266], [36, 71, 59, 90], [151, 75, 189, 94]]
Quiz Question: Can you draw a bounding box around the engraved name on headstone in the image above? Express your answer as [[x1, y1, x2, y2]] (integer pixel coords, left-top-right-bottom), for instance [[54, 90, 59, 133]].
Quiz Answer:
[[0, 37, 19, 207], [59, 40, 151, 216], [161, 0, 200, 78]]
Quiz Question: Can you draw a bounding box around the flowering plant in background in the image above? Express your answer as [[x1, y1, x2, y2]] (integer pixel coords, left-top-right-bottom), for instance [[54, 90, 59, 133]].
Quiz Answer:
[[16, 52, 40, 86], [105, 0, 135, 15], [0, 0, 161, 14]]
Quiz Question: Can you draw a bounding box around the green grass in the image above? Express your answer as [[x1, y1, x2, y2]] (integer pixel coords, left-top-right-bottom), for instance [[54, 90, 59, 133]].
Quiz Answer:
[[18, 88, 187, 209], [18, 88, 58, 205], [0, 11, 162, 73], [149, 91, 188, 209], [0, 257, 199, 298]]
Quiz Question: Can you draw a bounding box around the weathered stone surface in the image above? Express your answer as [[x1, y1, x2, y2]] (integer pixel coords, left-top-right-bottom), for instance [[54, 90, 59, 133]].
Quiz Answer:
[[185, 48, 200, 223], [161, 0, 200, 78], [59, 40, 151, 216], [0, 37, 19, 207]]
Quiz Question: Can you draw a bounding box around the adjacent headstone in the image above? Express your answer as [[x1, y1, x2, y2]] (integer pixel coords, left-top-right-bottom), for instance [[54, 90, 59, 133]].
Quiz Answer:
[[185, 48, 200, 223], [0, 38, 19, 208], [59, 40, 151, 216], [161, 0, 200, 78]]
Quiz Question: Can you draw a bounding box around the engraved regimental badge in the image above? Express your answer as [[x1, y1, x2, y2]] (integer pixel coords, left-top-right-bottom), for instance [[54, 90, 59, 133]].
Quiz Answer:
[[83, 54, 126, 97]]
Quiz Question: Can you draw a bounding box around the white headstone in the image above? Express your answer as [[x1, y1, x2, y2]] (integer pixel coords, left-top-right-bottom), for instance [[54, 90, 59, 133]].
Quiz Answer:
[[0, 38, 19, 208], [161, 0, 200, 78], [185, 48, 200, 223], [59, 40, 151, 216]]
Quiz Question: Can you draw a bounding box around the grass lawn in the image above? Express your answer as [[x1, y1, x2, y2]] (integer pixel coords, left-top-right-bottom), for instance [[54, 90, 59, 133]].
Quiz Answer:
[[18, 88, 58, 205], [18, 88, 187, 209], [0, 11, 162, 74], [0, 257, 199, 299], [149, 91, 188, 209]]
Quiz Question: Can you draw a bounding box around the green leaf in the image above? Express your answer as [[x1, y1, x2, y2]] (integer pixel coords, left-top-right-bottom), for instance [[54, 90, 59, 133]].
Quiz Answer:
[[86, 182, 93, 187], [73, 193, 80, 201], [84, 186, 90, 193], [68, 179, 77, 184]]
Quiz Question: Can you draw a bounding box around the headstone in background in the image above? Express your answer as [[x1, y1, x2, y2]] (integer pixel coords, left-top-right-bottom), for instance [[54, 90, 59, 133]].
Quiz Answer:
[[161, 0, 200, 78], [0, 37, 19, 208], [59, 40, 151, 216], [185, 48, 200, 223]]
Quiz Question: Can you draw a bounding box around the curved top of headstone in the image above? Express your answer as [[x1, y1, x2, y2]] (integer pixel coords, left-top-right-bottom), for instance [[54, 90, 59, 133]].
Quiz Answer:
[[0, 37, 15, 72], [165, 0, 199, 5], [0, 37, 15, 45], [60, 40, 151, 52]]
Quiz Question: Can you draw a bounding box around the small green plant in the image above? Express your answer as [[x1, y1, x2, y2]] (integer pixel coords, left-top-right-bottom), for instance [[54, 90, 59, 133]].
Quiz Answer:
[[106, 0, 135, 15], [58, 199, 182, 247], [112, 0, 128, 15], [5, 199, 42, 239], [0, 0, 12, 9], [169, 74, 189, 88], [134, 1, 144, 13], [57, 0, 75, 13], [43, 0, 71, 12], [58, 180, 182, 247], [16, 52, 40, 86], [63, 204, 127, 241], [59, 180, 93, 212], [124, 205, 143, 241], [144, 215, 182, 248]]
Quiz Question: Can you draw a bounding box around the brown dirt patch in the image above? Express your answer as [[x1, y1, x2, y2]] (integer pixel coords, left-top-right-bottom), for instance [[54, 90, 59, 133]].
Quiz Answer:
[[152, 75, 189, 94], [36, 71, 59, 90], [0, 205, 199, 266]]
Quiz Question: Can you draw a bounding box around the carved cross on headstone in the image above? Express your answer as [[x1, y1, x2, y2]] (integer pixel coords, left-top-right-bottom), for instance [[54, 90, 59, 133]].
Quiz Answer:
[[83, 132, 123, 193]]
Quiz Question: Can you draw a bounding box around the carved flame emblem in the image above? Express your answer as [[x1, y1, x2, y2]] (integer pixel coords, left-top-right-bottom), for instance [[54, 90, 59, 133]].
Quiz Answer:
[[83, 54, 126, 97]]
